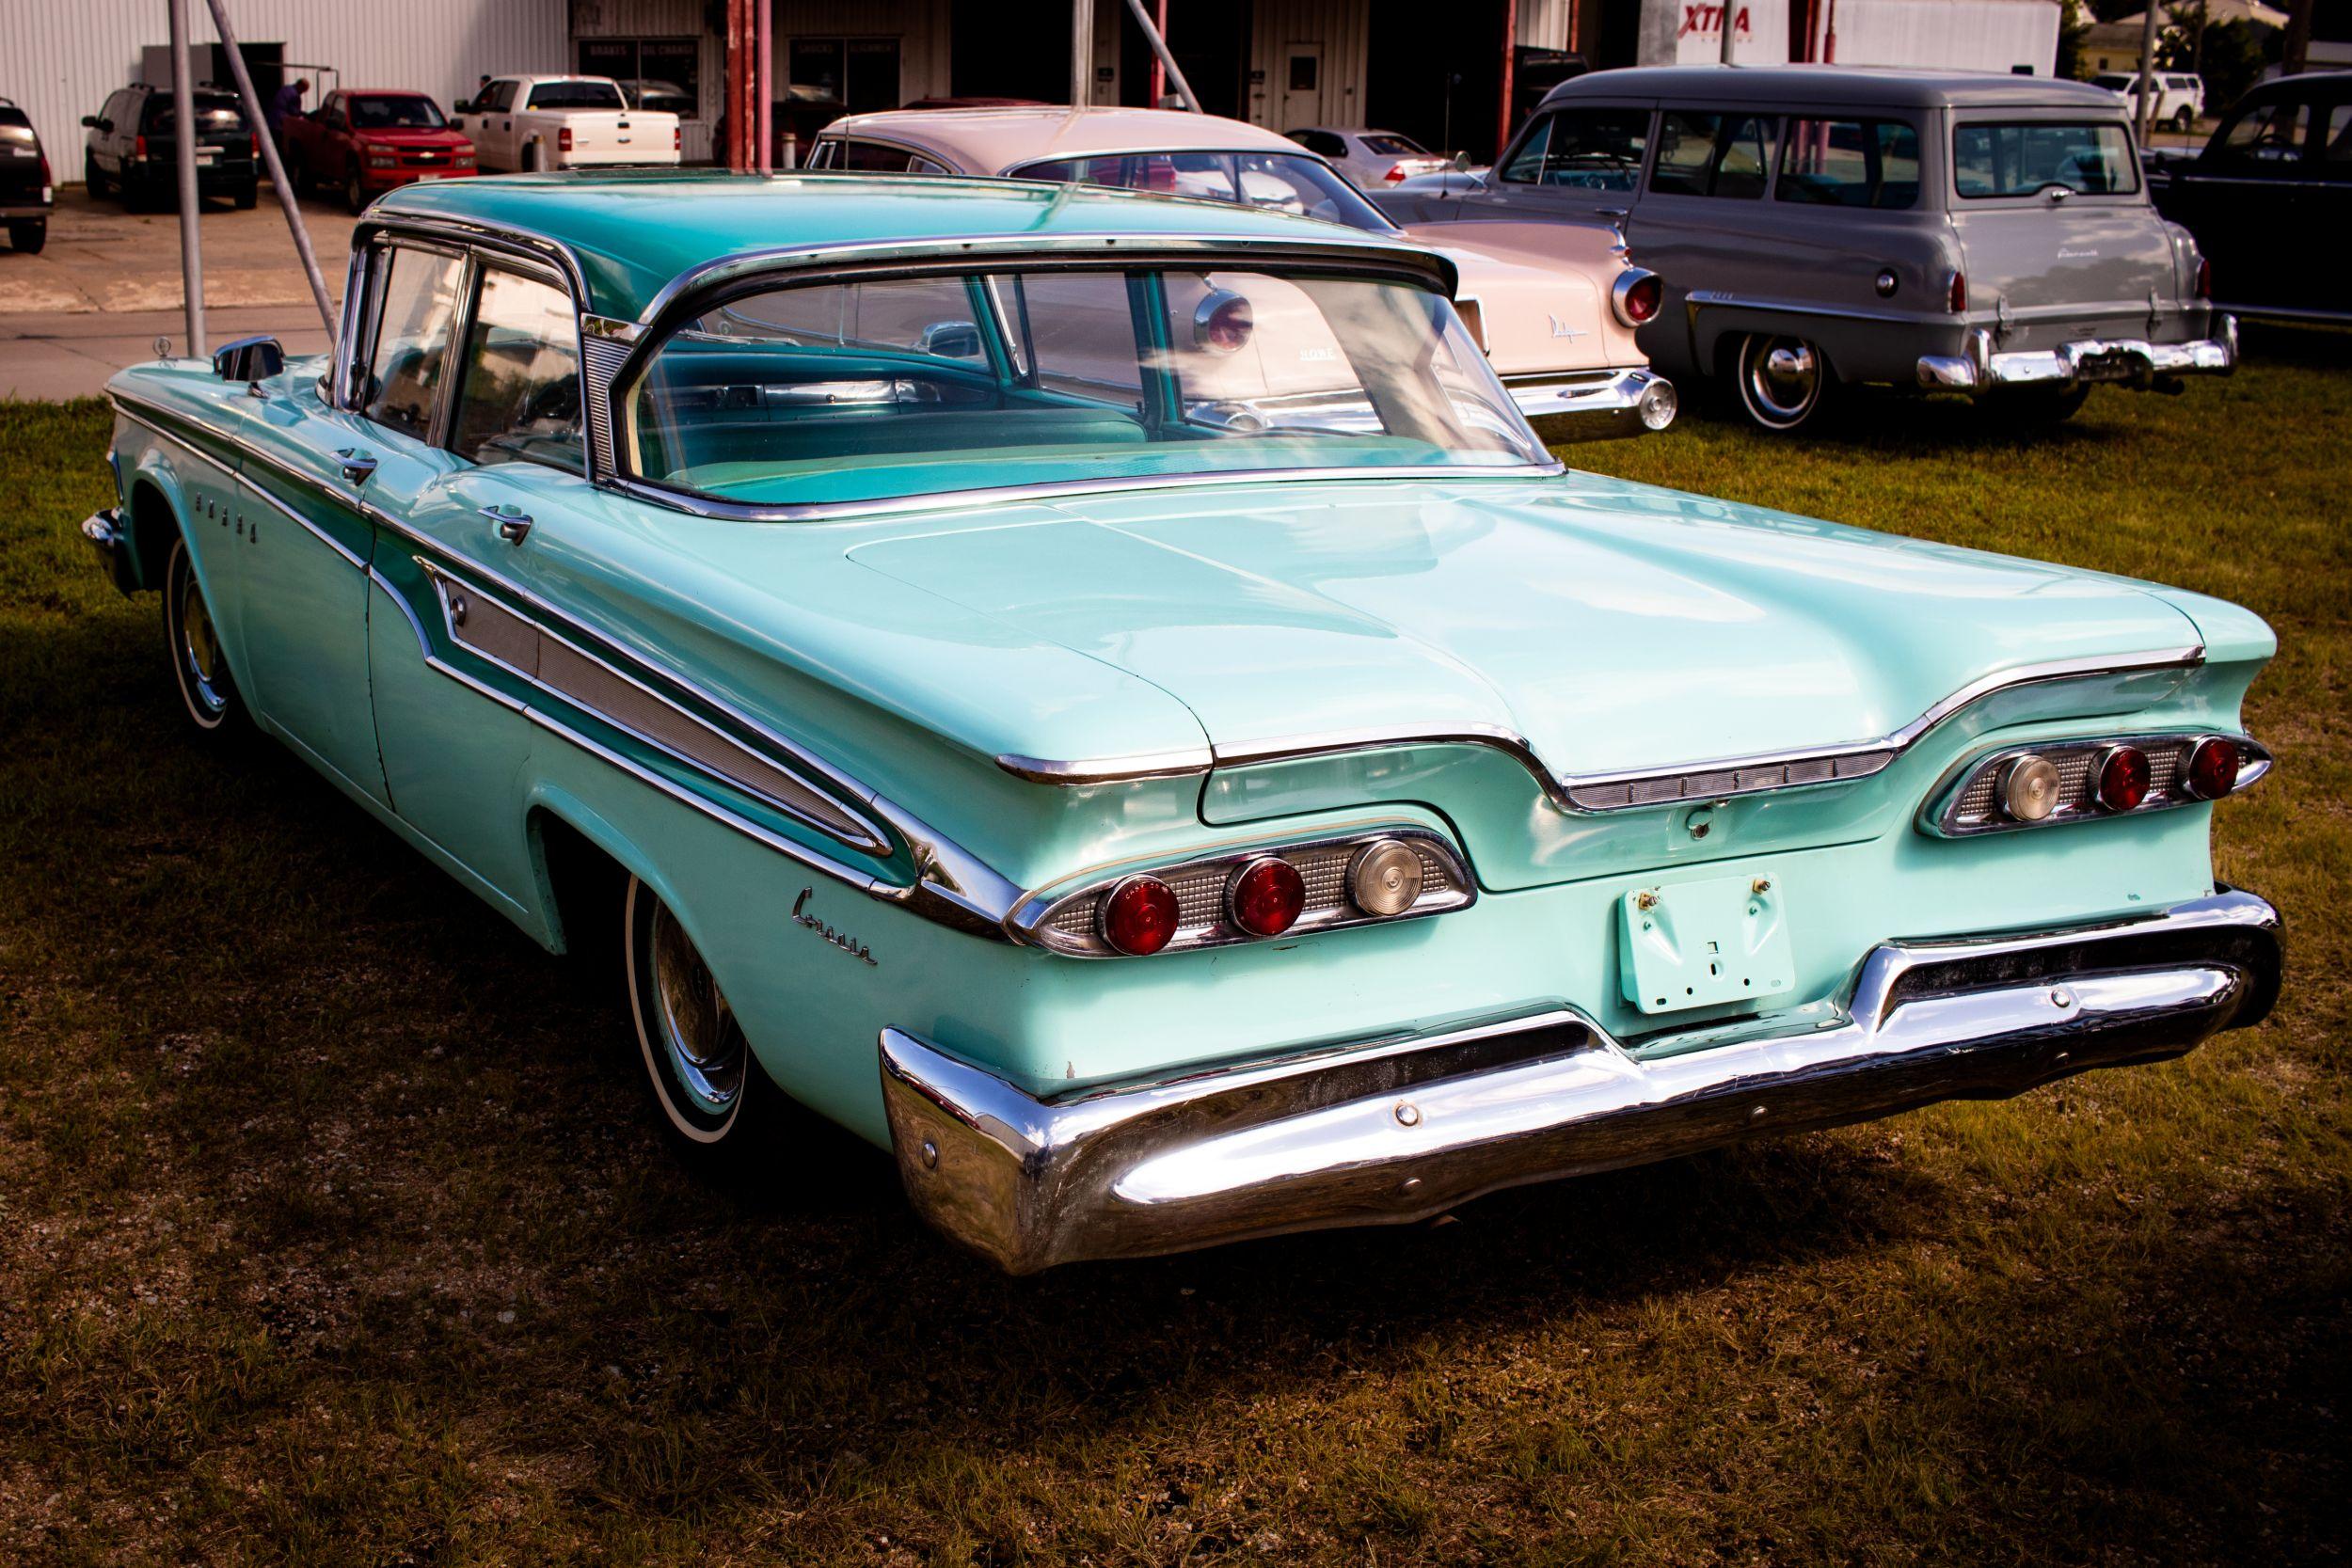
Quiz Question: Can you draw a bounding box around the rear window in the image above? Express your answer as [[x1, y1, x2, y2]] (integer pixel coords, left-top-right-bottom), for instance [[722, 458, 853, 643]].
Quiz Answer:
[[1954, 120, 2138, 197], [1778, 119, 1920, 209], [143, 93, 247, 135], [0, 107, 32, 146], [524, 79, 624, 111], [1359, 134, 1427, 156]]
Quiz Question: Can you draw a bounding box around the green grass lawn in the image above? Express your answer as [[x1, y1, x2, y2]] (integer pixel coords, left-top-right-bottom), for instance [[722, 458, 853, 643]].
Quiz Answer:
[[1, 343, 2345, 1565]]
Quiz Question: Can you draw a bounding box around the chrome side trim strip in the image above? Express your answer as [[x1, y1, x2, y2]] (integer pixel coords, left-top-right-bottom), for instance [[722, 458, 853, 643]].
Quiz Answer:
[[993, 647, 2209, 813], [880, 887, 2280, 1272], [112, 398, 372, 571], [996, 748, 1216, 784], [369, 565, 432, 657]]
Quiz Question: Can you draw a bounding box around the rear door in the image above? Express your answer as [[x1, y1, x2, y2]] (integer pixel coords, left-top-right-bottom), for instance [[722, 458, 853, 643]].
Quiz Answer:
[[1946, 110, 2181, 350]]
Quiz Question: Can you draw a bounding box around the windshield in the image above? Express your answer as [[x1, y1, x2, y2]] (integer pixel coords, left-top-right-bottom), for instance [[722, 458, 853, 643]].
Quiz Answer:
[[350, 95, 447, 130], [1010, 150, 1398, 233], [1954, 120, 2139, 198], [526, 79, 625, 111], [624, 266, 1546, 510]]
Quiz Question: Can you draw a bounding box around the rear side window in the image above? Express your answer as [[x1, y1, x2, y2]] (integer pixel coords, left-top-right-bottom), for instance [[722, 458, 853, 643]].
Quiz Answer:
[[363, 248, 467, 437], [1954, 121, 2138, 197], [1778, 119, 1920, 209], [450, 269, 582, 471], [1500, 108, 1647, 189], [1651, 111, 1774, 198]]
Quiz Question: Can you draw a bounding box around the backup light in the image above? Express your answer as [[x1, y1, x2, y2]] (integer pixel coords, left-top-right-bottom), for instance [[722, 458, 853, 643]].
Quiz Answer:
[[1999, 753, 2060, 822], [2095, 745, 2152, 813], [1348, 840, 1424, 918], [1101, 876, 1180, 956]]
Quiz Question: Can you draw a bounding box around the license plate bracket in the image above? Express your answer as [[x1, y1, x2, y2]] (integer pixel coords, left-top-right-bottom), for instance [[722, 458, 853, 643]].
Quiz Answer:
[[1619, 870, 1795, 1017]]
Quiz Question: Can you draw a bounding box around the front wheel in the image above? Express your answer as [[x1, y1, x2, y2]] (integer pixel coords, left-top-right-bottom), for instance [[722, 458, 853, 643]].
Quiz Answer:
[[163, 536, 248, 736], [625, 877, 767, 1150], [7, 218, 44, 254], [343, 167, 366, 214], [1732, 332, 1832, 433]]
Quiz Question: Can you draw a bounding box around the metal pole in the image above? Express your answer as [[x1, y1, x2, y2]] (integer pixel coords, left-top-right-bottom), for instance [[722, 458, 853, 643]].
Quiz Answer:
[[724, 0, 749, 169], [1073, 0, 1095, 108], [756, 0, 772, 172], [202, 0, 336, 343], [167, 0, 206, 356], [1720, 0, 1738, 63], [1499, 0, 1518, 160], [2135, 2, 2159, 140], [1150, 0, 1168, 105], [1123, 0, 1200, 111]]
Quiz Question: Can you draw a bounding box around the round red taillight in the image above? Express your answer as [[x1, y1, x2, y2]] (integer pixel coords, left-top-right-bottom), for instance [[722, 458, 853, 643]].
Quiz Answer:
[[2095, 745, 2152, 813], [1227, 857, 1305, 938], [1614, 271, 1662, 326], [1194, 291, 1255, 355], [1100, 875, 1180, 956], [2185, 736, 2240, 800]]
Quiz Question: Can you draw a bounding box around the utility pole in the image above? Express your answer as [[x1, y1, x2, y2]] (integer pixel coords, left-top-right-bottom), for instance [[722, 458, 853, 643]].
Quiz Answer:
[[2281, 0, 2312, 73], [756, 0, 771, 171], [1073, 0, 1095, 109], [203, 0, 336, 342], [2135, 1, 2160, 140], [1500, 0, 1518, 157], [167, 0, 205, 356]]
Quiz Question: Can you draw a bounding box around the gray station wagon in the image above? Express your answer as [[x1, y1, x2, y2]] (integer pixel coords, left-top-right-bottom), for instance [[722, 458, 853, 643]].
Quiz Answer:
[[1378, 66, 2236, 432]]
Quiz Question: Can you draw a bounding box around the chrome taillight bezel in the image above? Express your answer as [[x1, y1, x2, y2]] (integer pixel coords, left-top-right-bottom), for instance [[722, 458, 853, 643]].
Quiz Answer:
[[1921, 732, 2270, 838], [1014, 826, 1474, 958], [1611, 267, 1662, 328]]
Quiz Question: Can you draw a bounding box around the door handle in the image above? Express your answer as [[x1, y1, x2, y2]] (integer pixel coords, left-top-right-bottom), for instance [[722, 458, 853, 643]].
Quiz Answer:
[[481, 504, 532, 545], [336, 448, 378, 484]]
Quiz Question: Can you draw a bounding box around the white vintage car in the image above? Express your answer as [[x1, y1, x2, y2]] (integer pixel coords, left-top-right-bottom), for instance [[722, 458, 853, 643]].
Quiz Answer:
[[807, 106, 1677, 440], [452, 74, 679, 173]]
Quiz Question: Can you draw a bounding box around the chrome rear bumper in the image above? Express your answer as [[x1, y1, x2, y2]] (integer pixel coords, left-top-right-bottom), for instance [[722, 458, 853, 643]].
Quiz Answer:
[[1918, 318, 2236, 393], [1508, 366, 1677, 440], [880, 889, 2280, 1274]]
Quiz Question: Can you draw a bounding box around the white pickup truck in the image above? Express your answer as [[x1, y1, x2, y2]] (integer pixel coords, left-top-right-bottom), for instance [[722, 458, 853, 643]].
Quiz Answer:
[[453, 74, 679, 172]]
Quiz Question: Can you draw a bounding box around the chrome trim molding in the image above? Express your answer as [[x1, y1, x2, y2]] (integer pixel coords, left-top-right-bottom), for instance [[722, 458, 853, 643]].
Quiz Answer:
[[995, 648, 2207, 813], [880, 887, 2280, 1272], [996, 748, 1216, 784], [1920, 730, 2273, 838]]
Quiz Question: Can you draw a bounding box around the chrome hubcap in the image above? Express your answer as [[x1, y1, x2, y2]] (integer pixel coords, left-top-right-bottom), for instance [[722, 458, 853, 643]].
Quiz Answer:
[[178, 572, 228, 719], [1745, 336, 1820, 424], [648, 900, 744, 1117]]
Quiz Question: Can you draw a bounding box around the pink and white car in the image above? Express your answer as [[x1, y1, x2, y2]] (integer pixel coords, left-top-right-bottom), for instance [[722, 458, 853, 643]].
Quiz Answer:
[[806, 107, 1677, 440]]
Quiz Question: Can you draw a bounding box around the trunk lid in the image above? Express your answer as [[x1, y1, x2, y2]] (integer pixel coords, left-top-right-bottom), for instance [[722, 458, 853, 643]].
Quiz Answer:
[[847, 472, 2203, 792]]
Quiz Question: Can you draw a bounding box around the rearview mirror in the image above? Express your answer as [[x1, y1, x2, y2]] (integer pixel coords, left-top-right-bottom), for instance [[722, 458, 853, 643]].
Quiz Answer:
[[453, 99, 474, 116], [81, 114, 99, 128], [1453, 150, 1474, 172], [214, 335, 285, 386]]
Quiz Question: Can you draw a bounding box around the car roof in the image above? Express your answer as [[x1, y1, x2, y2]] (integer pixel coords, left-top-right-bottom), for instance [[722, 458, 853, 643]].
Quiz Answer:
[[1541, 64, 2126, 111], [818, 105, 1302, 172], [369, 169, 1451, 322], [2234, 70, 2352, 97]]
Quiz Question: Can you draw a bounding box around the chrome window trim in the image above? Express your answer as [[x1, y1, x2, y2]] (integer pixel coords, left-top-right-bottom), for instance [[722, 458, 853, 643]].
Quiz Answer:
[[1920, 730, 2272, 838], [1006, 821, 1476, 958], [993, 647, 2209, 812]]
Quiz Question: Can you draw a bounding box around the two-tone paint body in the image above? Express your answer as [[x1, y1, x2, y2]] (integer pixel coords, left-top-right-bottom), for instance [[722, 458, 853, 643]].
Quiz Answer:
[[84, 173, 2280, 1271]]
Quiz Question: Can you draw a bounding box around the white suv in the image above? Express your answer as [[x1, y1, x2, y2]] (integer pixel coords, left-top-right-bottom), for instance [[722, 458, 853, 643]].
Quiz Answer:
[[2092, 71, 2205, 132]]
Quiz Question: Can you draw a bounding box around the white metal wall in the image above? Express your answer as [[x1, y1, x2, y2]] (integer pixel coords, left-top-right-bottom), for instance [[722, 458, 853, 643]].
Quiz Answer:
[[0, 0, 571, 184]]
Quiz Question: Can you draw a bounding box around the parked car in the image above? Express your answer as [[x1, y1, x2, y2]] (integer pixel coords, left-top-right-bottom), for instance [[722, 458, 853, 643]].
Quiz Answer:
[[2151, 71, 2351, 326], [808, 106, 1677, 440], [1379, 67, 2236, 432], [281, 88, 476, 214], [82, 83, 259, 210], [452, 74, 678, 172], [79, 174, 2281, 1273], [1285, 125, 1453, 185], [614, 78, 695, 118], [0, 95, 51, 253], [2091, 71, 2204, 133]]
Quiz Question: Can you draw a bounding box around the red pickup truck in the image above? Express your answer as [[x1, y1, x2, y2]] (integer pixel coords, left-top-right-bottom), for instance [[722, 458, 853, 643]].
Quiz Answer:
[[282, 89, 475, 214]]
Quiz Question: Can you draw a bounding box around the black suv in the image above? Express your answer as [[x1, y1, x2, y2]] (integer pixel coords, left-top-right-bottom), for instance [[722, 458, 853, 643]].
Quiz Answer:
[[82, 83, 259, 211], [1, 95, 50, 252]]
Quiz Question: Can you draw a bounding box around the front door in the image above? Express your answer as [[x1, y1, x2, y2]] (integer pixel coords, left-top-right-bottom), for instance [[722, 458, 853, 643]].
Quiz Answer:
[[2165, 91, 2322, 317]]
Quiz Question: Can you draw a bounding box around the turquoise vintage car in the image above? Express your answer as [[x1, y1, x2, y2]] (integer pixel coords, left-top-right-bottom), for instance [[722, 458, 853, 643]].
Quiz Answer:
[[81, 172, 2280, 1273]]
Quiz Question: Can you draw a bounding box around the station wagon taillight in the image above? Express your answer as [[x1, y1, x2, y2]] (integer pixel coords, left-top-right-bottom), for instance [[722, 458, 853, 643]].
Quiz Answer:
[[1947, 270, 1968, 314], [2195, 256, 2212, 298]]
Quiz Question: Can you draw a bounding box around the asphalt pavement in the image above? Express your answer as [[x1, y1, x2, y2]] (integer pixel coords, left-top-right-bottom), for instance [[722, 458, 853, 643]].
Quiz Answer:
[[1, 186, 356, 399]]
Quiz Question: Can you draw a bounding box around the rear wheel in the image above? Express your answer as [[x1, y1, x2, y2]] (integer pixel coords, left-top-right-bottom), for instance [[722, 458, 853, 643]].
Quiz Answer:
[[1732, 332, 1832, 433], [2172, 105, 2196, 133], [7, 219, 43, 254], [625, 877, 767, 1151], [84, 150, 108, 199], [522, 141, 542, 173], [163, 536, 247, 736], [343, 167, 366, 214]]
